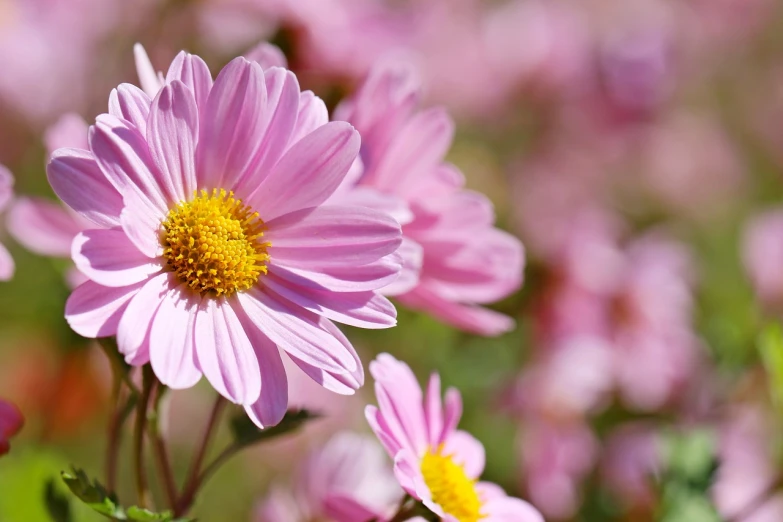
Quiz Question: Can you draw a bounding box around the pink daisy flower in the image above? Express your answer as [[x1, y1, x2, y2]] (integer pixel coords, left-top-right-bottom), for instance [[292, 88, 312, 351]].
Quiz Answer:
[[47, 49, 402, 428], [334, 61, 524, 336], [256, 431, 402, 522], [365, 354, 543, 522], [0, 399, 23, 456]]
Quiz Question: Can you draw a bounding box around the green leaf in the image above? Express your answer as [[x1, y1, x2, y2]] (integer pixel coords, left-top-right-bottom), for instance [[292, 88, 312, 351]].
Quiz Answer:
[[44, 479, 72, 522], [759, 322, 783, 409], [59, 467, 196, 522], [229, 409, 320, 449], [60, 467, 124, 519]]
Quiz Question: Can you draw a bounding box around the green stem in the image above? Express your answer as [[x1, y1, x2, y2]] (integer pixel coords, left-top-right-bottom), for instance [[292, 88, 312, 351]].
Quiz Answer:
[[174, 395, 226, 516], [148, 379, 177, 510], [133, 366, 154, 509]]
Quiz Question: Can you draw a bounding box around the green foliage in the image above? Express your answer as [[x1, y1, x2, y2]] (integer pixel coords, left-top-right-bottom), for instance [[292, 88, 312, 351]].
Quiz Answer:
[[45, 479, 72, 522], [656, 430, 722, 522], [0, 449, 102, 522], [61, 468, 122, 518], [61, 467, 193, 522], [229, 409, 320, 449]]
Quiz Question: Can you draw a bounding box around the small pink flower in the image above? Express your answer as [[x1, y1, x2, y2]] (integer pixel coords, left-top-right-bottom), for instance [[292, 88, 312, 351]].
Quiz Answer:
[[256, 431, 402, 522], [0, 399, 23, 456], [518, 420, 597, 520], [713, 407, 783, 522], [366, 353, 543, 522], [0, 165, 15, 281], [600, 423, 661, 508], [335, 61, 524, 336], [742, 209, 783, 306], [47, 49, 402, 428]]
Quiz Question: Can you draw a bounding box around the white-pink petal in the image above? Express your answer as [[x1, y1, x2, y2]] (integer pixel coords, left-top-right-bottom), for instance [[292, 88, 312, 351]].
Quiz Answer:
[[116, 273, 170, 365], [47, 148, 123, 228], [147, 80, 199, 201], [90, 114, 170, 212], [196, 57, 267, 191], [72, 229, 163, 287], [263, 275, 397, 329], [194, 298, 262, 405], [236, 303, 288, 428], [108, 84, 152, 136], [266, 205, 402, 268], [65, 280, 143, 338], [237, 288, 358, 375], [149, 285, 202, 389], [8, 197, 83, 257], [165, 51, 213, 110], [249, 122, 360, 221]]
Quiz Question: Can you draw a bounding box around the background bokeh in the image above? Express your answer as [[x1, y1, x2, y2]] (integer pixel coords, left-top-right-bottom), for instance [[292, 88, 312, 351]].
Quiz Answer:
[[2, 0, 783, 520]]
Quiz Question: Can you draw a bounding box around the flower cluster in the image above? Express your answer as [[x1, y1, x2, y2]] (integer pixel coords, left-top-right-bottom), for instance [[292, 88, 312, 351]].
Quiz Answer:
[[0, 1, 782, 521]]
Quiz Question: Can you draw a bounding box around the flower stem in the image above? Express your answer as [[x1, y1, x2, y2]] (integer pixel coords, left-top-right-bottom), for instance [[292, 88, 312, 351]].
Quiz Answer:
[[148, 378, 177, 510], [175, 395, 226, 516], [105, 374, 123, 493], [133, 366, 155, 509]]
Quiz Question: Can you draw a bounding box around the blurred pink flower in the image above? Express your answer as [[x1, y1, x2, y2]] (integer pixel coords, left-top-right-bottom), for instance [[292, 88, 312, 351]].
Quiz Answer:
[[712, 407, 783, 522], [0, 0, 159, 126], [8, 113, 92, 287], [366, 353, 543, 522], [518, 420, 598, 520], [0, 165, 15, 281], [335, 61, 524, 336], [742, 209, 783, 306], [0, 398, 23, 456], [600, 423, 661, 508], [256, 431, 402, 522], [531, 224, 700, 412], [48, 50, 403, 428], [639, 113, 745, 219]]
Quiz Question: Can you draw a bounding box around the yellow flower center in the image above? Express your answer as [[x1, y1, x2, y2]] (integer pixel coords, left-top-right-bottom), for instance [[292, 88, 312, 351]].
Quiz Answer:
[[161, 189, 270, 296], [420, 447, 484, 522]]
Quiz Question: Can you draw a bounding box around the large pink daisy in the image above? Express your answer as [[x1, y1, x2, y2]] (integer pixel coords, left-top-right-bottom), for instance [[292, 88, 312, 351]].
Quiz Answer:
[[365, 354, 543, 522], [47, 50, 402, 428]]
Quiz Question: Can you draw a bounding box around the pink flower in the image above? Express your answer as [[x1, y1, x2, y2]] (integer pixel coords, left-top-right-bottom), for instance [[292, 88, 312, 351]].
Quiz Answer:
[[0, 165, 15, 281], [600, 423, 661, 508], [366, 353, 543, 522], [334, 61, 524, 336], [256, 431, 402, 522], [8, 113, 91, 287], [742, 209, 783, 306], [518, 420, 597, 520], [47, 49, 402, 428], [712, 407, 783, 522], [0, 399, 23, 456]]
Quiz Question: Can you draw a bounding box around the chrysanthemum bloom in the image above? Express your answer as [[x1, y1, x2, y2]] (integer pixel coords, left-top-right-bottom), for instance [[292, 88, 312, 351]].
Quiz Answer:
[[47, 50, 402, 428], [256, 431, 402, 522], [334, 61, 524, 336], [0, 165, 15, 281], [0, 399, 23, 456], [9, 114, 92, 287], [365, 354, 543, 522]]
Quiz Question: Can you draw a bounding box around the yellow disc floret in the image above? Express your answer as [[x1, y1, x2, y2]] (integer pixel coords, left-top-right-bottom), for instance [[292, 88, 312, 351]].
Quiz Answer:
[[161, 189, 270, 296], [421, 446, 484, 522]]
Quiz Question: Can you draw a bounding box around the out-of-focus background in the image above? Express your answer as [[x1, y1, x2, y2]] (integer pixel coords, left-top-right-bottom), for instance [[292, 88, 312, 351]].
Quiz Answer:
[[2, 0, 783, 520]]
